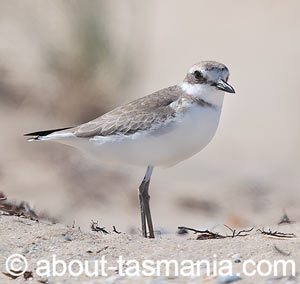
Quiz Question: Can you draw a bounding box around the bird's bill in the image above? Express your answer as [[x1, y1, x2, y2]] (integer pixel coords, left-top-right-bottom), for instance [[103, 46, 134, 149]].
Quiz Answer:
[[216, 80, 235, 93]]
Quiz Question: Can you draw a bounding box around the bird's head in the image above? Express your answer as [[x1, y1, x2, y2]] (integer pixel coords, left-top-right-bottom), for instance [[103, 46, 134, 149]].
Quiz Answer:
[[182, 61, 235, 101]]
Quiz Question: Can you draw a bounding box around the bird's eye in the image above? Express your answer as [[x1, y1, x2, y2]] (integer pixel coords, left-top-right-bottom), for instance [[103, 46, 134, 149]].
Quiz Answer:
[[193, 70, 202, 80]]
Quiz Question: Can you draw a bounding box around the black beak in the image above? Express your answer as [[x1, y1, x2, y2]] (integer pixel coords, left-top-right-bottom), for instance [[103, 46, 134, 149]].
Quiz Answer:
[[216, 79, 235, 94]]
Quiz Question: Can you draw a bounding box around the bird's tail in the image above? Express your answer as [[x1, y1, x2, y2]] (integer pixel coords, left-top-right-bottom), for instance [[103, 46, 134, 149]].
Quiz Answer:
[[24, 127, 73, 141]]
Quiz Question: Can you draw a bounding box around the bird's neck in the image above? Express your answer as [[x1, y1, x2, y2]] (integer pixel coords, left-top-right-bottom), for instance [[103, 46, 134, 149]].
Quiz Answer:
[[180, 82, 224, 108]]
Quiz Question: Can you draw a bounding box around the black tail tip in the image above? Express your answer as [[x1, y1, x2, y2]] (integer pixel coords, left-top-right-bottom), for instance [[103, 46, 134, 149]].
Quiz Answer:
[[24, 127, 73, 138]]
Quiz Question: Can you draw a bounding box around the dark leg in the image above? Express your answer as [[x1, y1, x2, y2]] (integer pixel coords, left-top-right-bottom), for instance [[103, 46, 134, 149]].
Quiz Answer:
[[143, 179, 154, 238], [138, 166, 154, 238], [138, 188, 147, 237]]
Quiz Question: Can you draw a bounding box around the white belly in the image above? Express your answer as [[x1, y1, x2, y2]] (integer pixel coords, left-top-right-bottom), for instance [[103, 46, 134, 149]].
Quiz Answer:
[[63, 105, 222, 167]]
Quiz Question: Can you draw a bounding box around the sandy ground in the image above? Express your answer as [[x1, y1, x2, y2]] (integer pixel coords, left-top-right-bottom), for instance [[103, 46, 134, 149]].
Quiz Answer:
[[0, 214, 299, 284]]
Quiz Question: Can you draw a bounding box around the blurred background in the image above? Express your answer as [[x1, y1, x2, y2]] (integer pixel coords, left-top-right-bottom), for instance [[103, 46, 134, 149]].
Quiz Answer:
[[0, 0, 299, 232]]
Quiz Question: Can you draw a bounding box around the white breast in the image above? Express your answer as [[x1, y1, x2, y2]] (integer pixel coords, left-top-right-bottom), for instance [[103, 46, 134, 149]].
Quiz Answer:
[[67, 103, 223, 167]]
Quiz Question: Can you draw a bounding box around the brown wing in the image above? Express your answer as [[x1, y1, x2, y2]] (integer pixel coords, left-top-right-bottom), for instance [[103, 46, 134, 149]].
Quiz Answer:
[[72, 85, 183, 137]]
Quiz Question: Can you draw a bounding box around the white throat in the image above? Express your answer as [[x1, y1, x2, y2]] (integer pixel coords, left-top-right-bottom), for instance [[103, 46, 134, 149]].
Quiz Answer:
[[180, 82, 224, 108]]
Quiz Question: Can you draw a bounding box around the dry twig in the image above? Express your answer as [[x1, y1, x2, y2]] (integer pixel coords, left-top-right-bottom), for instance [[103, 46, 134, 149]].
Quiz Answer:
[[178, 225, 254, 240], [278, 211, 294, 225], [0, 200, 38, 220], [96, 245, 109, 253], [112, 226, 121, 234], [224, 225, 254, 237], [258, 228, 296, 239], [90, 221, 109, 234], [274, 245, 291, 256], [178, 226, 225, 239], [0, 192, 6, 201]]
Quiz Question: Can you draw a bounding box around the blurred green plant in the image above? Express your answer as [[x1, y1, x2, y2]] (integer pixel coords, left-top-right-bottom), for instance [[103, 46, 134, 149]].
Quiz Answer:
[[45, 1, 111, 80], [0, 1, 141, 123]]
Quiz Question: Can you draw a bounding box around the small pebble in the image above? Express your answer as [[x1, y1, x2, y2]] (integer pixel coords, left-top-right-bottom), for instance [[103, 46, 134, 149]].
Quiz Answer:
[[22, 248, 30, 254], [104, 275, 124, 284], [284, 276, 297, 284], [217, 275, 241, 284], [64, 234, 72, 241], [266, 276, 284, 284], [37, 278, 49, 284], [231, 253, 241, 263], [177, 228, 188, 235]]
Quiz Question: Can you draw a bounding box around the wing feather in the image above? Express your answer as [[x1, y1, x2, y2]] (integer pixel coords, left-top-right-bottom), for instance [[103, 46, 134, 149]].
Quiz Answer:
[[73, 85, 183, 137]]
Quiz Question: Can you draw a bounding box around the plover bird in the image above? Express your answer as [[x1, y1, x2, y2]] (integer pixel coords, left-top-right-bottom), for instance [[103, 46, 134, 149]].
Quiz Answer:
[[25, 61, 235, 238]]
